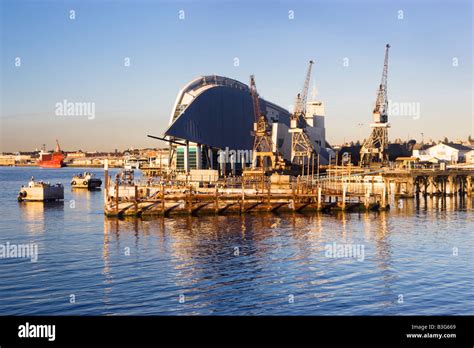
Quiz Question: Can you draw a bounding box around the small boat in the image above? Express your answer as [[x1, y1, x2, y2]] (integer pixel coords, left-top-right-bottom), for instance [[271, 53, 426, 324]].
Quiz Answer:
[[71, 171, 102, 189], [18, 177, 64, 202]]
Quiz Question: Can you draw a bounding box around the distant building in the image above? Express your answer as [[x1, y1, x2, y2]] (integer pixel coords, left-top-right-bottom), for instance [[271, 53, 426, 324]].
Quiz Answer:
[[305, 100, 327, 149], [69, 157, 124, 167], [394, 157, 419, 169], [0, 155, 15, 166], [0, 153, 34, 165], [412, 143, 472, 163], [70, 158, 94, 166], [465, 150, 474, 164], [66, 151, 86, 159], [124, 148, 170, 169]]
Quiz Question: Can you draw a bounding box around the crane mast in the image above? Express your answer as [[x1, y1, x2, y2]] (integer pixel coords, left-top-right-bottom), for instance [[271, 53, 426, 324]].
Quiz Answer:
[[360, 44, 391, 166], [249, 75, 284, 171], [289, 60, 315, 166]]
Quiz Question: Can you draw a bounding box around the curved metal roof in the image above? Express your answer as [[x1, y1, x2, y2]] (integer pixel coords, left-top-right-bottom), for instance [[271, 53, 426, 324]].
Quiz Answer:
[[164, 75, 291, 150], [168, 75, 250, 125]]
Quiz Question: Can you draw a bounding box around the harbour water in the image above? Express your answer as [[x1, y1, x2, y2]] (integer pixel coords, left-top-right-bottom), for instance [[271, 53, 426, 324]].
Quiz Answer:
[[0, 167, 473, 315]]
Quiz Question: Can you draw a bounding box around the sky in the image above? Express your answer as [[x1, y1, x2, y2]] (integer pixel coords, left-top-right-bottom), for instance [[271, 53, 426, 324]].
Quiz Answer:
[[0, 0, 472, 152]]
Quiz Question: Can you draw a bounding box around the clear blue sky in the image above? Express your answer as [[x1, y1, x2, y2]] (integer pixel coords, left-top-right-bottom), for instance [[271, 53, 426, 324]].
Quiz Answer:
[[1, 0, 472, 152]]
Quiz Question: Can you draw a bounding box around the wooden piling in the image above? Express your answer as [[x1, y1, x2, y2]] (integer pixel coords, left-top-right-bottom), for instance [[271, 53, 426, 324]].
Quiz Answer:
[[317, 187, 322, 210], [104, 159, 109, 209], [364, 188, 370, 210], [342, 183, 346, 210], [187, 185, 192, 214], [449, 176, 454, 196], [382, 182, 387, 208], [115, 177, 119, 215], [267, 183, 271, 210], [134, 185, 138, 215], [241, 180, 245, 213], [161, 184, 165, 214]]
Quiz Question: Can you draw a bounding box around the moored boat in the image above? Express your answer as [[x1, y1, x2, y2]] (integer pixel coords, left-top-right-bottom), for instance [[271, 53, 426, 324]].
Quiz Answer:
[[18, 177, 64, 202], [71, 171, 102, 189], [37, 140, 65, 168]]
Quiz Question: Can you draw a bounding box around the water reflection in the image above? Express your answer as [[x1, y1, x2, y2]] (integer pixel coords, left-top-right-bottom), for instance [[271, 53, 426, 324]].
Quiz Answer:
[[99, 196, 474, 315], [415, 195, 469, 212], [18, 201, 64, 235], [102, 218, 112, 310], [4, 168, 474, 315], [70, 188, 102, 219]]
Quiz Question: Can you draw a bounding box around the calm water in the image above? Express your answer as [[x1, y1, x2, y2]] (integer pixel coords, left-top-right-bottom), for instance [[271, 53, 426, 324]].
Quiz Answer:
[[0, 167, 473, 315]]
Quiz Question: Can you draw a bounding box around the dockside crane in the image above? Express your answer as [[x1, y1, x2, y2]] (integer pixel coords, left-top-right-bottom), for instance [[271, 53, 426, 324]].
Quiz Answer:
[[289, 60, 315, 168], [360, 44, 391, 166], [249, 75, 285, 171]]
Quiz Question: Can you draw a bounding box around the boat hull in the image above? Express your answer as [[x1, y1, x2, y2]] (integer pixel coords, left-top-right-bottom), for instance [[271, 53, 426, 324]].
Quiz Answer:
[[38, 161, 65, 168], [71, 178, 102, 189], [18, 185, 64, 201]]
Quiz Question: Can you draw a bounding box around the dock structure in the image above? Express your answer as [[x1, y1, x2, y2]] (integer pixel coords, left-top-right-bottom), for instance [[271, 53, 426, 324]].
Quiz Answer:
[[103, 160, 474, 218], [381, 168, 474, 198], [103, 164, 474, 218]]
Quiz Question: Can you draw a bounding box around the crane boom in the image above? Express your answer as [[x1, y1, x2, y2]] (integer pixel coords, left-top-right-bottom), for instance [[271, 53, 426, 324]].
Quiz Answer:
[[373, 44, 390, 123], [250, 75, 262, 122], [293, 60, 314, 119]]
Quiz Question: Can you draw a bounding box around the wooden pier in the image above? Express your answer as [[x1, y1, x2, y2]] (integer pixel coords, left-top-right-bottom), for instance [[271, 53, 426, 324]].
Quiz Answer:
[[382, 168, 473, 198], [103, 163, 474, 218]]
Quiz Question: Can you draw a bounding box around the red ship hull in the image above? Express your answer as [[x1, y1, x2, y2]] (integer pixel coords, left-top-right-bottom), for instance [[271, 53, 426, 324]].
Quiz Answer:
[[38, 152, 65, 168], [38, 160, 65, 168]]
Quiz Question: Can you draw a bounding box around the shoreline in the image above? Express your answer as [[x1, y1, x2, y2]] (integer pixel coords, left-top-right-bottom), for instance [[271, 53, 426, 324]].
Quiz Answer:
[[0, 164, 123, 168]]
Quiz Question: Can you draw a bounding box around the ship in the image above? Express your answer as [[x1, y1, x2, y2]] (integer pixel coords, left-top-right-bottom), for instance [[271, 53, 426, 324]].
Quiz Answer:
[[37, 140, 65, 168]]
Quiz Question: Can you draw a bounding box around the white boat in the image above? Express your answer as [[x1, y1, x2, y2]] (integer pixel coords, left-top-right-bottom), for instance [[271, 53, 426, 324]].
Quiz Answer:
[[18, 177, 64, 202], [124, 157, 140, 170], [71, 172, 102, 189]]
